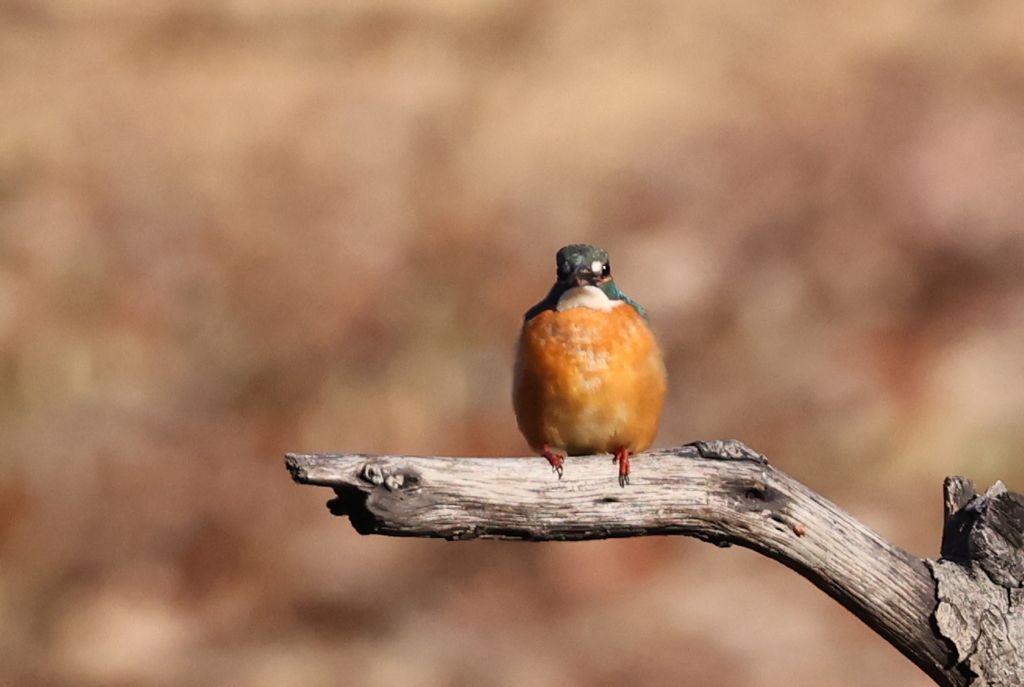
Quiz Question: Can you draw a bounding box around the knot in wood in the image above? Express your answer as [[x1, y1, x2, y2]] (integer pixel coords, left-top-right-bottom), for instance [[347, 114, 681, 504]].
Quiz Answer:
[[690, 439, 768, 464], [725, 477, 784, 513], [360, 463, 385, 486], [744, 483, 771, 502], [359, 462, 421, 493]]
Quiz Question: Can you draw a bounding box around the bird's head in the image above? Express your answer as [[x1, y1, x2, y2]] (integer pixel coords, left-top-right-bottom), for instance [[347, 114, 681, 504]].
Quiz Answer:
[[554, 244, 612, 287], [522, 244, 646, 321]]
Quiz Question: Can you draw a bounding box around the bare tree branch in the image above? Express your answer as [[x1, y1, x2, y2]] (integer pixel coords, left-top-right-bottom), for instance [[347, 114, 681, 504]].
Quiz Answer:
[[286, 440, 1024, 687]]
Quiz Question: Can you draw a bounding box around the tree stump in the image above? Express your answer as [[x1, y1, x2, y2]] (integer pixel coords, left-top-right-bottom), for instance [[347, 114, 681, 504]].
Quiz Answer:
[[285, 440, 1024, 687]]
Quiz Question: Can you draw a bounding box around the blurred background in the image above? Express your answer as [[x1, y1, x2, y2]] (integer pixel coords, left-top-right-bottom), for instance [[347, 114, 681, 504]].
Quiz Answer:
[[2, 1, 1024, 685]]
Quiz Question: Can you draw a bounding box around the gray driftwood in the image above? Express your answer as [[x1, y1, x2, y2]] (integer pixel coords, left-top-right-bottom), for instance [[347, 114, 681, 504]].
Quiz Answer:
[[285, 440, 1024, 687]]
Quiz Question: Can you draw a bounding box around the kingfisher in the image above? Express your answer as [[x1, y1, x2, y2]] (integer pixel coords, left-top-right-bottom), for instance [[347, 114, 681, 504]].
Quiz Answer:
[[513, 244, 667, 487]]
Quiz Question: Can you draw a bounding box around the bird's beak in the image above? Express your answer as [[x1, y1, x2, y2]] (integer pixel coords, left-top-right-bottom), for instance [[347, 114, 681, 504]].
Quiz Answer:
[[571, 265, 600, 287]]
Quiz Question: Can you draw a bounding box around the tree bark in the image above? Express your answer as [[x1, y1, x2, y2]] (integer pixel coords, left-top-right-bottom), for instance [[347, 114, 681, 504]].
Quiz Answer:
[[286, 440, 1024, 687]]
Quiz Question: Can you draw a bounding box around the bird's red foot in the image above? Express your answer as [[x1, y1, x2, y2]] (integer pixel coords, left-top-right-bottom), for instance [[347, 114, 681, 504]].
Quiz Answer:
[[542, 445, 564, 479], [613, 448, 631, 487]]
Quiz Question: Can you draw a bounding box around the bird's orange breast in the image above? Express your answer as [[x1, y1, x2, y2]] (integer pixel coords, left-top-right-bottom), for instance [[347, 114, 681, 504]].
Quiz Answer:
[[513, 304, 666, 456]]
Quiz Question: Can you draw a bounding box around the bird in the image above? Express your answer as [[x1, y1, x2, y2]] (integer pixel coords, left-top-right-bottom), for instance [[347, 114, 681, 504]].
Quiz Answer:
[[513, 244, 667, 487]]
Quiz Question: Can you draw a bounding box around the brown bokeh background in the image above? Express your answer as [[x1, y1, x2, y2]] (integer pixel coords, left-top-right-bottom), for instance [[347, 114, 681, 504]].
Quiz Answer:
[[3, 1, 1024, 685]]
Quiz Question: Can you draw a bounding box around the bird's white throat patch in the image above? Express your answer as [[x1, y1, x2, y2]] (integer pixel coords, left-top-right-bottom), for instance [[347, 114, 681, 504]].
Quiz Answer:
[[556, 285, 623, 312]]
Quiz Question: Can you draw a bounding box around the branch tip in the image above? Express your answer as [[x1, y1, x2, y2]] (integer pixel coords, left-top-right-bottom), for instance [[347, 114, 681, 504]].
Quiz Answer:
[[284, 453, 307, 483]]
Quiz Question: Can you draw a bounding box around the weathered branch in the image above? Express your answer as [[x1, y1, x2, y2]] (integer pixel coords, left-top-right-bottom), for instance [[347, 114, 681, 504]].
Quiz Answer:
[[932, 477, 1024, 686], [286, 440, 1024, 687]]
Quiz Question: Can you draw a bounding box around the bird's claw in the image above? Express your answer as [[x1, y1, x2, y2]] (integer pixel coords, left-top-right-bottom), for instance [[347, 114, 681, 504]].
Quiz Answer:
[[614, 449, 631, 488], [542, 446, 565, 480]]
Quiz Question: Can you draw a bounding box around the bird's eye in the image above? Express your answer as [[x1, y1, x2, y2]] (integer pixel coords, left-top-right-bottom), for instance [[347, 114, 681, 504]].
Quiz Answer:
[[601, 262, 610, 277]]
